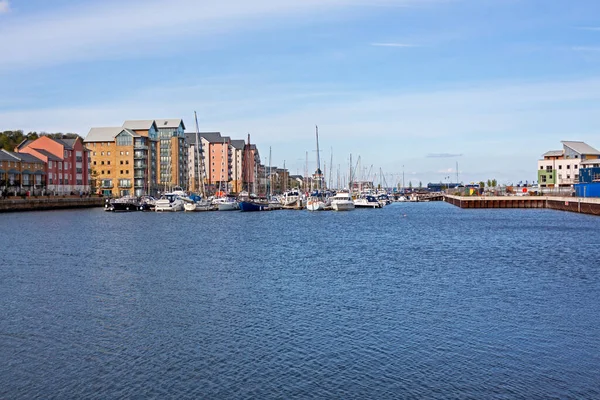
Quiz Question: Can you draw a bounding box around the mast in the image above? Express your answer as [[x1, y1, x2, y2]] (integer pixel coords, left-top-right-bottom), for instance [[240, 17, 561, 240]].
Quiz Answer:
[[329, 148, 333, 190], [269, 146, 272, 198], [283, 160, 286, 192], [194, 111, 206, 198], [315, 125, 321, 191]]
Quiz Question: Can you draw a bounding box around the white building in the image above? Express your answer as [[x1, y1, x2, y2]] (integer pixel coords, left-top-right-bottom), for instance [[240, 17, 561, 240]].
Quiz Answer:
[[537, 141, 600, 187]]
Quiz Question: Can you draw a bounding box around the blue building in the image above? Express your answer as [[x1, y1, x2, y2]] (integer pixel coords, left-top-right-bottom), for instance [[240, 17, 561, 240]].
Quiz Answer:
[[574, 158, 600, 197]]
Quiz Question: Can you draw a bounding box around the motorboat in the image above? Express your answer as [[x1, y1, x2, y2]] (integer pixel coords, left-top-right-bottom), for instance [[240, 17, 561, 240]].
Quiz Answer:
[[138, 195, 156, 211], [330, 191, 355, 211], [182, 194, 214, 211], [280, 189, 302, 207], [213, 196, 239, 211], [354, 194, 382, 208], [155, 192, 185, 212]]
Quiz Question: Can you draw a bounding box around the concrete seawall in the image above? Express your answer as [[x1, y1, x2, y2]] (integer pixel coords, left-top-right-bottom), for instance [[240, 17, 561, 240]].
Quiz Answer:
[[444, 195, 600, 217], [0, 197, 105, 213]]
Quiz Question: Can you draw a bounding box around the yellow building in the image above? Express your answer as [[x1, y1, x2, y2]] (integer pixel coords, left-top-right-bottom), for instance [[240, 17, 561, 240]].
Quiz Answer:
[[85, 119, 187, 196]]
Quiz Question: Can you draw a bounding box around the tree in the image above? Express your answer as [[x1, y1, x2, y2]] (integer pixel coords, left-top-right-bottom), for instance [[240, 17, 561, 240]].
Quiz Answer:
[[408, 181, 413, 189], [419, 181, 422, 188], [491, 179, 497, 187], [487, 179, 492, 188], [479, 181, 485, 188]]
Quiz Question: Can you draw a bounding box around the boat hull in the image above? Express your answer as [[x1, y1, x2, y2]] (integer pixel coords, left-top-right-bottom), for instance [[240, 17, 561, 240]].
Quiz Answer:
[[239, 201, 269, 212], [217, 202, 239, 211], [331, 201, 355, 211], [306, 200, 326, 211]]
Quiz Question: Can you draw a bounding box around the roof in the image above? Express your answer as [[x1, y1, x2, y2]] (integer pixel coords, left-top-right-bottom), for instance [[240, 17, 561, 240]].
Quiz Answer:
[[155, 119, 185, 130], [14, 152, 44, 163], [52, 137, 77, 149], [562, 141, 600, 156], [84, 127, 125, 142], [542, 150, 563, 157], [34, 149, 63, 161], [122, 120, 157, 131], [185, 132, 197, 145], [16, 139, 34, 150], [231, 139, 245, 150], [199, 132, 223, 143], [0, 149, 21, 161]]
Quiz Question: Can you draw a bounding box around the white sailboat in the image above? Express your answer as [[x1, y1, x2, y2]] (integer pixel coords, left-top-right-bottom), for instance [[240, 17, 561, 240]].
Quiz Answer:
[[307, 125, 327, 211], [184, 111, 214, 212]]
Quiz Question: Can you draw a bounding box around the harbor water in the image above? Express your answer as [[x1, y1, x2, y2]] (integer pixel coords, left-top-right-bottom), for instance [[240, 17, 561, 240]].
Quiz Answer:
[[1, 203, 600, 398]]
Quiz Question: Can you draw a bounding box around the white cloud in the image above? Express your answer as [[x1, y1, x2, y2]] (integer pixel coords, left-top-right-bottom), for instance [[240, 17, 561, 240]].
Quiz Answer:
[[0, 0, 10, 14], [0, 0, 433, 71]]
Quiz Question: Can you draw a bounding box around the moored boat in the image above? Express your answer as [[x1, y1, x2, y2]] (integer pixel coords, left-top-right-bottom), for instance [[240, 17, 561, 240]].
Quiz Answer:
[[330, 190, 355, 211]]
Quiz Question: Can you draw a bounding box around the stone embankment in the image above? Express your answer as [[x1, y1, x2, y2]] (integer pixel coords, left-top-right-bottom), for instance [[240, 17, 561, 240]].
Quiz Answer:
[[0, 196, 104, 212]]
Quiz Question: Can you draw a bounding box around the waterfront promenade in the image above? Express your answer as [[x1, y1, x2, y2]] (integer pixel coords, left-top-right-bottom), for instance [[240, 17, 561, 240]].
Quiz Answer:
[[0, 196, 104, 212], [444, 194, 600, 216]]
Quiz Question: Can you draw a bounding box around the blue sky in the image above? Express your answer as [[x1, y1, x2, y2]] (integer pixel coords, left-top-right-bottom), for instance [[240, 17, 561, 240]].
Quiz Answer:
[[2, 0, 600, 186]]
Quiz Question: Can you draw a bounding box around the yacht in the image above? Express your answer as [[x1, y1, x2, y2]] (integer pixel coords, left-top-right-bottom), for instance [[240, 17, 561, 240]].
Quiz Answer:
[[280, 189, 302, 207], [213, 196, 239, 211], [306, 190, 329, 211], [155, 192, 185, 212], [354, 194, 382, 208], [330, 191, 355, 211]]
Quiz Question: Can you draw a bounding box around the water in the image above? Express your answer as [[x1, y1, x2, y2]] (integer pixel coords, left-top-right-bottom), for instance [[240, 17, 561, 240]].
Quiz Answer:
[[1, 203, 600, 399]]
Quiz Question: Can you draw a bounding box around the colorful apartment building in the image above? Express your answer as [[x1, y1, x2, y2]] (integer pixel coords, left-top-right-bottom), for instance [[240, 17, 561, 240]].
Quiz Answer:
[[16, 135, 90, 194], [0, 149, 46, 194], [538, 141, 600, 188], [85, 119, 186, 196], [230, 139, 245, 194]]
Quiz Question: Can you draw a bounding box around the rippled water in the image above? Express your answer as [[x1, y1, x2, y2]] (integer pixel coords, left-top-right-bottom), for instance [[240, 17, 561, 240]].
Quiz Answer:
[[1, 203, 600, 399]]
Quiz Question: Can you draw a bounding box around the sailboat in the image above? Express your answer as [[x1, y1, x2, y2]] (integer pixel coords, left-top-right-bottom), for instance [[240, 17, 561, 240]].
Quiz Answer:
[[214, 137, 239, 211], [184, 112, 214, 211], [239, 134, 269, 212], [307, 125, 327, 211]]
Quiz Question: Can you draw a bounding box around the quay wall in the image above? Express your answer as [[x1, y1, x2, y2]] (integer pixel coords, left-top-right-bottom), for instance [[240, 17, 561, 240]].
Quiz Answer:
[[0, 196, 104, 213], [444, 195, 600, 217]]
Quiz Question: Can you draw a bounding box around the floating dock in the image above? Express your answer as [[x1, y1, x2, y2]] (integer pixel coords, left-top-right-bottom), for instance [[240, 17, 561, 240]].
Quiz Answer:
[[444, 195, 600, 216]]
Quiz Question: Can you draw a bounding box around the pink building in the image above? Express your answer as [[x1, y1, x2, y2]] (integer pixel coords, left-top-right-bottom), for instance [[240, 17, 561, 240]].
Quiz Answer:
[[17, 136, 91, 194]]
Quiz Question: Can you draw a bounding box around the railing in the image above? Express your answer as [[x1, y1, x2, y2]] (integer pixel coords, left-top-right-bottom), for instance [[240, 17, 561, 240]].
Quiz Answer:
[[134, 163, 147, 169], [76, 157, 83, 162], [101, 184, 114, 189], [119, 183, 132, 188], [134, 145, 148, 150], [134, 152, 147, 159]]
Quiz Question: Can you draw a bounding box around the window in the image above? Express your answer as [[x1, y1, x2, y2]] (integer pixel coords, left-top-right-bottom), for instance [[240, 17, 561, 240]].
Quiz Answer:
[[120, 151, 124, 155], [102, 170, 105, 174], [126, 151, 129, 155], [125, 160, 129, 165], [126, 170, 129, 174], [116, 134, 132, 146], [558, 165, 562, 169], [574, 165, 578, 169], [101, 152, 104, 156], [107, 152, 111, 156], [49, 161, 53, 168], [101, 161, 105, 165], [120, 170, 123, 174], [567, 165, 571, 169], [93, 161, 97, 165], [120, 160, 123, 165], [107, 161, 110, 165], [107, 170, 111, 174], [93, 152, 96, 156], [567, 175, 570, 179]]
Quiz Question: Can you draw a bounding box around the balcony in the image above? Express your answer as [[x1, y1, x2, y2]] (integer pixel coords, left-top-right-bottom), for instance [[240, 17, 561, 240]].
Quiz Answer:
[[134, 144, 149, 150], [134, 152, 147, 159], [134, 163, 147, 169], [119, 182, 132, 188], [134, 172, 146, 178], [101, 183, 114, 189], [76, 157, 83, 162]]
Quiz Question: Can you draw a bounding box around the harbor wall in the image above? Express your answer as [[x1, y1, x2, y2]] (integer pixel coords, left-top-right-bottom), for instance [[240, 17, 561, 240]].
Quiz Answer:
[[444, 195, 600, 217], [0, 196, 104, 213]]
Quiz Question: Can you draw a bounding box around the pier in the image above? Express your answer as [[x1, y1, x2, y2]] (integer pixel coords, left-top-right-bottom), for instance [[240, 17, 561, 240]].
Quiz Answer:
[[444, 194, 600, 216], [0, 196, 105, 213]]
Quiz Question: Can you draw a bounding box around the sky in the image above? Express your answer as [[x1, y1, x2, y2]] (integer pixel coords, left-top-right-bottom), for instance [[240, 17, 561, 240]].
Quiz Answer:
[[2, 0, 600, 186]]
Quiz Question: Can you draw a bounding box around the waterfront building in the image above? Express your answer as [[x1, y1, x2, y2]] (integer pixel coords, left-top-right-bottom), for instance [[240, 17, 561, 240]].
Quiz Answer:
[[85, 119, 186, 197], [230, 140, 245, 194], [16, 135, 90, 194], [242, 136, 261, 194], [198, 132, 232, 193], [0, 149, 46, 194], [537, 141, 600, 188]]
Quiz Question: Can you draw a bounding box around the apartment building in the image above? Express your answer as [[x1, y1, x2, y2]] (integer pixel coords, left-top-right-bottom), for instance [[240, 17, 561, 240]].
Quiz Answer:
[[538, 141, 600, 188], [230, 139, 245, 194], [0, 149, 46, 194], [16, 135, 90, 194], [85, 119, 185, 196]]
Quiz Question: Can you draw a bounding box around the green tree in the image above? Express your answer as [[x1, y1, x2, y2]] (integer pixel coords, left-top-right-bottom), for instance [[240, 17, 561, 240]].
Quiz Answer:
[[491, 179, 497, 187], [408, 181, 413, 189], [418, 181, 422, 188], [487, 179, 492, 187]]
